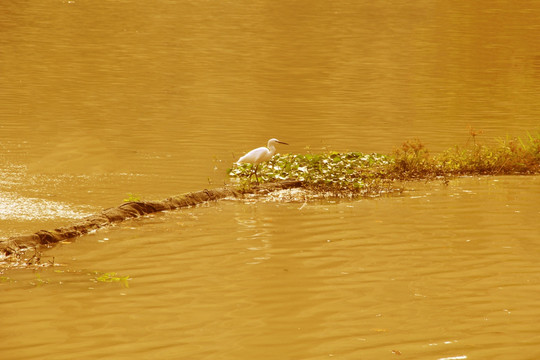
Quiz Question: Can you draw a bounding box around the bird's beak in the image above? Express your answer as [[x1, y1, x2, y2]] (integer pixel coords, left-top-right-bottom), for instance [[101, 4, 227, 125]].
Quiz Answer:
[[277, 141, 289, 145]]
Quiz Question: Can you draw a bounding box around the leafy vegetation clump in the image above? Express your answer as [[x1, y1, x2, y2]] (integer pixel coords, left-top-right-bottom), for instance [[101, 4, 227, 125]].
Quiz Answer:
[[228, 133, 540, 195], [229, 152, 397, 196]]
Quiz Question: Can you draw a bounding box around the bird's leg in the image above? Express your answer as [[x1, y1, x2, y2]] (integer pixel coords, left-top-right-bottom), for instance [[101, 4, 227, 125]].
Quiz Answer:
[[253, 165, 259, 184], [247, 164, 256, 183]]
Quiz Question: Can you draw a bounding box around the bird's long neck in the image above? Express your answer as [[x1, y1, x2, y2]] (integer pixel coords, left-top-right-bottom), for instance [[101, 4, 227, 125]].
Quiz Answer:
[[267, 143, 276, 156]]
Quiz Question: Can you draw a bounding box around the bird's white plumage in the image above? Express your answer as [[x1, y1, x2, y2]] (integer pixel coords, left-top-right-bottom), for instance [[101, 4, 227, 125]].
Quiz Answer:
[[236, 138, 288, 183], [237, 138, 288, 165]]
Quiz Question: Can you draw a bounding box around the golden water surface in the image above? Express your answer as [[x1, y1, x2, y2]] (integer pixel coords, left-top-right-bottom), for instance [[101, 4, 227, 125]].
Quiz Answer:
[[1, 1, 540, 359]]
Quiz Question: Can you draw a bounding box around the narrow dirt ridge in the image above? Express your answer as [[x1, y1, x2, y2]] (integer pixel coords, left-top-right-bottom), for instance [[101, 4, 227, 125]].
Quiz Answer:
[[0, 180, 302, 257]]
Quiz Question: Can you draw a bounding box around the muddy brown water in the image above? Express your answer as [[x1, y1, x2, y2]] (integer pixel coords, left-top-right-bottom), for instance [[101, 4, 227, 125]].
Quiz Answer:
[[1, 1, 540, 359]]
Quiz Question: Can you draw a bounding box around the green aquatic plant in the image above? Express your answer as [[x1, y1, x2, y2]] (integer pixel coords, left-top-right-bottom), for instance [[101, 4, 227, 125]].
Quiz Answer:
[[389, 138, 433, 179], [30, 273, 49, 287], [229, 151, 396, 196], [437, 133, 540, 175], [0, 275, 13, 283], [124, 193, 141, 202], [93, 271, 131, 288]]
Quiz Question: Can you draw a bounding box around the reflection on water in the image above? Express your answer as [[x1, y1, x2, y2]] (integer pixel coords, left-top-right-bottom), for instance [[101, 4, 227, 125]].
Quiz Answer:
[[235, 213, 274, 265], [1, 0, 540, 359], [0, 191, 91, 221], [0, 163, 148, 236]]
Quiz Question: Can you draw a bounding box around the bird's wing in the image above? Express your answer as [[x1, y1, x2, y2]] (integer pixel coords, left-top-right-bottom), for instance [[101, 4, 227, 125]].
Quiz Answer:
[[237, 147, 269, 164]]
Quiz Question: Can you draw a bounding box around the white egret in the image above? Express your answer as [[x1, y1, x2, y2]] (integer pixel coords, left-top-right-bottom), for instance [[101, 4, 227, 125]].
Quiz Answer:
[[237, 138, 289, 183]]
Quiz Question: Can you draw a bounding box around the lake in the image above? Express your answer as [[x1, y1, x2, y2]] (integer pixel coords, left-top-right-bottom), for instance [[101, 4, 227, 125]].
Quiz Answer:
[[1, 1, 539, 359]]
